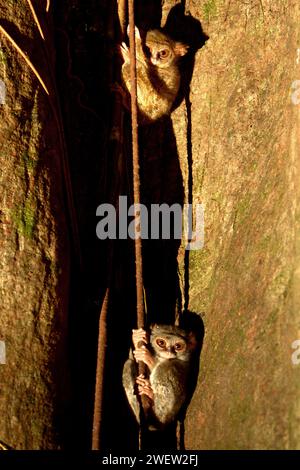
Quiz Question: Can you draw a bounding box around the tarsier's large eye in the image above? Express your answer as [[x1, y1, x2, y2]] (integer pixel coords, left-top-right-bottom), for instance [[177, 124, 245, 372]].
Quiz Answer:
[[159, 49, 169, 59], [174, 342, 185, 352], [156, 338, 166, 348]]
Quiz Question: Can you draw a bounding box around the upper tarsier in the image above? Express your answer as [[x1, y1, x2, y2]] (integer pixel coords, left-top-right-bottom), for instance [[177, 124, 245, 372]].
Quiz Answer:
[[120, 27, 189, 124], [122, 324, 198, 430]]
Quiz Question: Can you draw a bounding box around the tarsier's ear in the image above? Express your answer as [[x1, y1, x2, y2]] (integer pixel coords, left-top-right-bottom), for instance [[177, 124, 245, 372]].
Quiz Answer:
[[175, 42, 189, 56], [188, 331, 197, 349]]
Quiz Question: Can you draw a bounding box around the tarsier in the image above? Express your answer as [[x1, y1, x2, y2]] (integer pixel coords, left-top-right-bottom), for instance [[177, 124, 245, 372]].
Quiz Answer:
[[122, 324, 198, 430], [120, 27, 189, 123]]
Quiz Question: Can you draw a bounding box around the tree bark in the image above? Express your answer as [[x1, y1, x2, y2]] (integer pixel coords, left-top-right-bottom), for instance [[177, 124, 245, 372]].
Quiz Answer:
[[168, 0, 300, 450], [0, 2, 70, 449]]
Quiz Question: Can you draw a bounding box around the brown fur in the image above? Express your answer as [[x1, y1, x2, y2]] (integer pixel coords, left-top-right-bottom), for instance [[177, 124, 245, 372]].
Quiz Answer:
[[122, 324, 197, 430], [121, 28, 188, 124]]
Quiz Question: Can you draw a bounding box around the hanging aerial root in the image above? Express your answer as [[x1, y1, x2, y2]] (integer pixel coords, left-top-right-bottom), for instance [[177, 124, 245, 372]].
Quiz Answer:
[[91, 0, 128, 452], [118, 0, 127, 38], [26, 0, 45, 40], [128, 0, 144, 329], [92, 287, 110, 450], [127, 0, 152, 447], [0, 25, 49, 95]]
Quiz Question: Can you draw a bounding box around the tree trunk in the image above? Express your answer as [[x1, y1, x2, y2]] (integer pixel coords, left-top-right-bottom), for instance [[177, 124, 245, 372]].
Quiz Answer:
[[1, 0, 300, 451], [167, 0, 300, 450], [0, 2, 70, 449]]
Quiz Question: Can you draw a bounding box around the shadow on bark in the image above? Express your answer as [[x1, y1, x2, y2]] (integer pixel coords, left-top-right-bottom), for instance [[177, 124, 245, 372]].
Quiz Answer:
[[54, 0, 207, 451]]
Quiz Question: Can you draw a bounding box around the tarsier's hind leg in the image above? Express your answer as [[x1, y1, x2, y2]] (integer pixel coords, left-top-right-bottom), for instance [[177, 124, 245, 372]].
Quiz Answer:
[[122, 357, 140, 423]]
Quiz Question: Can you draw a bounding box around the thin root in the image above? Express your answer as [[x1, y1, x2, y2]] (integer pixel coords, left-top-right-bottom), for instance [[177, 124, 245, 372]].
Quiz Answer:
[[0, 25, 49, 95], [26, 0, 45, 40]]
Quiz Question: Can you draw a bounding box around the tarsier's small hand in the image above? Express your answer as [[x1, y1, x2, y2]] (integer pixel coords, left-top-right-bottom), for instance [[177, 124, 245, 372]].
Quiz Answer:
[[132, 328, 149, 349], [127, 24, 141, 41], [136, 374, 154, 401], [120, 42, 130, 63], [133, 345, 156, 371], [132, 328, 156, 371]]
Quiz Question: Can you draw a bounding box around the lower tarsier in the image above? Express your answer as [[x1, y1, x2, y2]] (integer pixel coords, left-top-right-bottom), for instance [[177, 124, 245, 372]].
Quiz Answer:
[[122, 324, 199, 430]]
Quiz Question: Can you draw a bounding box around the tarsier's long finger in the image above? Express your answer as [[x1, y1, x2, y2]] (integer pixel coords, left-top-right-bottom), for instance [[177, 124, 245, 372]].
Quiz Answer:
[[133, 349, 155, 370], [132, 329, 148, 347], [133, 349, 148, 360], [136, 374, 145, 380], [133, 352, 143, 362], [136, 376, 150, 387], [133, 354, 146, 364], [133, 345, 147, 352], [127, 24, 141, 40], [120, 48, 128, 58], [132, 328, 147, 336], [138, 387, 154, 400], [138, 385, 152, 394], [135, 335, 147, 343], [138, 381, 152, 390], [135, 338, 148, 348], [134, 26, 141, 39], [120, 43, 129, 61]]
